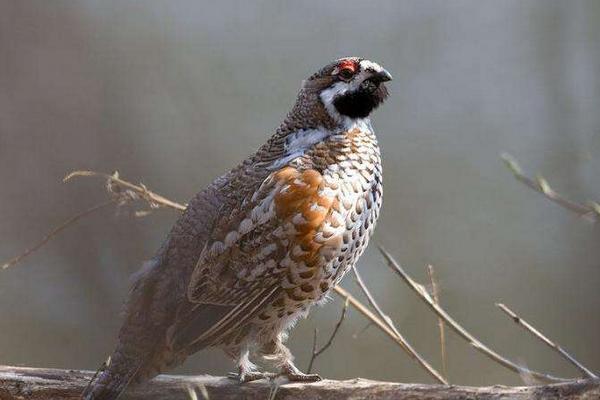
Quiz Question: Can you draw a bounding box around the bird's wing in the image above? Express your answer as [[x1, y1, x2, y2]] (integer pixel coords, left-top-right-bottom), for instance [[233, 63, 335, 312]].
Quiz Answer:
[[169, 166, 340, 350]]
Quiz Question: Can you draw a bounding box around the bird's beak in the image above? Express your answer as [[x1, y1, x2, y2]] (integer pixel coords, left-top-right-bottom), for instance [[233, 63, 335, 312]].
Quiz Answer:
[[371, 68, 393, 83]]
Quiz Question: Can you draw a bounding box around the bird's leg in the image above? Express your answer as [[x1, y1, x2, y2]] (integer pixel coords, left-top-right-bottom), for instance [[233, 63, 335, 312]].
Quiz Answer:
[[226, 347, 273, 383], [261, 337, 322, 382]]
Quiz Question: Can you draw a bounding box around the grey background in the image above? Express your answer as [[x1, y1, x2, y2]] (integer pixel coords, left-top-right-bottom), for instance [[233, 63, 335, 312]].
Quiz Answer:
[[1, 0, 598, 386]]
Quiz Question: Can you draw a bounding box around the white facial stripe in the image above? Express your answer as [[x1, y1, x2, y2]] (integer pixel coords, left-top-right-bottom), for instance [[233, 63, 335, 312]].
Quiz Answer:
[[320, 81, 348, 122]]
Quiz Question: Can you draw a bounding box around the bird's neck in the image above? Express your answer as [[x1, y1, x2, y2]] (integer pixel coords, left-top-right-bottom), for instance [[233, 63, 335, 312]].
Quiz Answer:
[[263, 117, 373, 171], [279, 88, 374, 137], [256, 89, 374, 169]]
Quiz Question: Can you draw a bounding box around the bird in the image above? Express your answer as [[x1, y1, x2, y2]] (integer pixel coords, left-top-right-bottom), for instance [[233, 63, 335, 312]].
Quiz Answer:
[[83, 57, 391, 400]]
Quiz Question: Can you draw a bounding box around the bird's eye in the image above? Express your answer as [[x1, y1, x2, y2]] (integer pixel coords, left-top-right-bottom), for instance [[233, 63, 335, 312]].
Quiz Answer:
[[338, 67, 354, 80]]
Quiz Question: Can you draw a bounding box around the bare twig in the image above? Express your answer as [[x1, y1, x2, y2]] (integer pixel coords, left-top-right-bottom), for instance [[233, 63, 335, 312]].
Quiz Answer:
[[427, 265, 448, 380], [64, 170, 187, 212], [501, 153, 599, 222], [1, 199, 115, 270], [496, 303, 598, 379], [1, 171, 189, 270], [378, 246, 570, 384], [352, 322, 374, 339], [352, 267, 405, 348], [309, 329, 319, 372], [352, 267, 448, 384], [307, 299, 349, 374], [332, 286, 450, 382], [186, 381, 210, 400]]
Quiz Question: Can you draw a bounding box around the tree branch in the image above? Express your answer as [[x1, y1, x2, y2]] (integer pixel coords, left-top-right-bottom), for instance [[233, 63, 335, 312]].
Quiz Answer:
[[307, 299, 349, 374], [1, 200, 116, 270], [63, 170, 188, 212], [501, 154, 599, 222], [496, 303, 598, 379], [1, 366, 598, 400], [427, 265, 448, 380]]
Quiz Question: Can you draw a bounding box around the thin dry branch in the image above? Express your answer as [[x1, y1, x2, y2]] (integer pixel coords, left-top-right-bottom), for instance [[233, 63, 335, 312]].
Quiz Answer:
[[501, 153, 599, 222], [1, 200, 115, 270], [1, 170, 188, 270], [64, 170, 187, 212], [378, 246, 570, 384], [496, 303, 598, 379], [352, 267, 448, 384], [332, 285, 452, 379], [427, 265, 448, 380], [307, 298, 349, 374]]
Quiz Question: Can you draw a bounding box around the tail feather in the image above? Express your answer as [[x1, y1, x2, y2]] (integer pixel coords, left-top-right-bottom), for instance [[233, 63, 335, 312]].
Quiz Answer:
[[82, 353, 143, 400]]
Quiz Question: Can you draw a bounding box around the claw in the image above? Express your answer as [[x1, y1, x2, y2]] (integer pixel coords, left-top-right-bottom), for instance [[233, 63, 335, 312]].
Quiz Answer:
[[280, 363, 322, 382], [283, 372, 322, 382], [227, 371, 275, 383]]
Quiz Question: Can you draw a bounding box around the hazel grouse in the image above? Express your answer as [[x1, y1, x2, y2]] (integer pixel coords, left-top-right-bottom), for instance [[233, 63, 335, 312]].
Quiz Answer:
[[84, 57, 392, 400]]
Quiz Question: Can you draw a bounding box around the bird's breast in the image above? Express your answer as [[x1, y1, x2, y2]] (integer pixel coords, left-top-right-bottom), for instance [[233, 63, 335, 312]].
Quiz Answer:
[[245, 126, 383, 334], [281, 127, 383, 302]]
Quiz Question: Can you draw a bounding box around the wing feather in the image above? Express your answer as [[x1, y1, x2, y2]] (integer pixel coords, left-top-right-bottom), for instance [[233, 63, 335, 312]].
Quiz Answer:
[[171, 166, 340, 349]]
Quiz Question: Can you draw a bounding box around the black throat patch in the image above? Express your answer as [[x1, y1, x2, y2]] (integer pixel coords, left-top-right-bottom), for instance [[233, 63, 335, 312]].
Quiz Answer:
[[333, 80, 388, 119]]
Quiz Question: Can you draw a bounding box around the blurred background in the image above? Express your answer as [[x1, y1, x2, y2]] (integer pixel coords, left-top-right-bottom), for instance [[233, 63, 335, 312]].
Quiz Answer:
[[1, 0, 599, 386]]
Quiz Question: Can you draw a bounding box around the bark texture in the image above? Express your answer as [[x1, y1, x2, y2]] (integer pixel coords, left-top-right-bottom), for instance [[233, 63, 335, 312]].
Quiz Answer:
[[0, 366, 598, 400]]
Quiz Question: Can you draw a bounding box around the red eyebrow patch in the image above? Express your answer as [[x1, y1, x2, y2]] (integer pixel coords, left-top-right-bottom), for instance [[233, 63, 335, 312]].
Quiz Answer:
[[338, 59, 357, 72]]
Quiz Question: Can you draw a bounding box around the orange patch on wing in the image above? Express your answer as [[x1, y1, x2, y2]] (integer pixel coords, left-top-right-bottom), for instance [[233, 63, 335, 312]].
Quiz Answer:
[[273, 167, 336, 269]]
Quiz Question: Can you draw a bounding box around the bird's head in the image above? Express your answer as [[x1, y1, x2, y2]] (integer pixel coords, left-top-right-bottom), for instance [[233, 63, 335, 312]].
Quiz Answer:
[[303, 57, 392, 123]]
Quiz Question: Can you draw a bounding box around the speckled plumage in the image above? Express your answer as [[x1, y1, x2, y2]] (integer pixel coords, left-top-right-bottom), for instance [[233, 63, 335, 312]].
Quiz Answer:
[[84, 57, 391, 400]]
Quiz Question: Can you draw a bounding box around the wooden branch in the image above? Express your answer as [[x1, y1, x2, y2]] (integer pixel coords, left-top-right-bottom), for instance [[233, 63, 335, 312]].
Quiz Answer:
[[0, 366, 598, 400]]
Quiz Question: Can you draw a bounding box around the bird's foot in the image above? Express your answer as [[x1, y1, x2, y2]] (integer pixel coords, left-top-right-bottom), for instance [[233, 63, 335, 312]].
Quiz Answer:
[[282, 371, 322, 382], [280, 364, 322, 382], [227, 371, 275, 383]]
